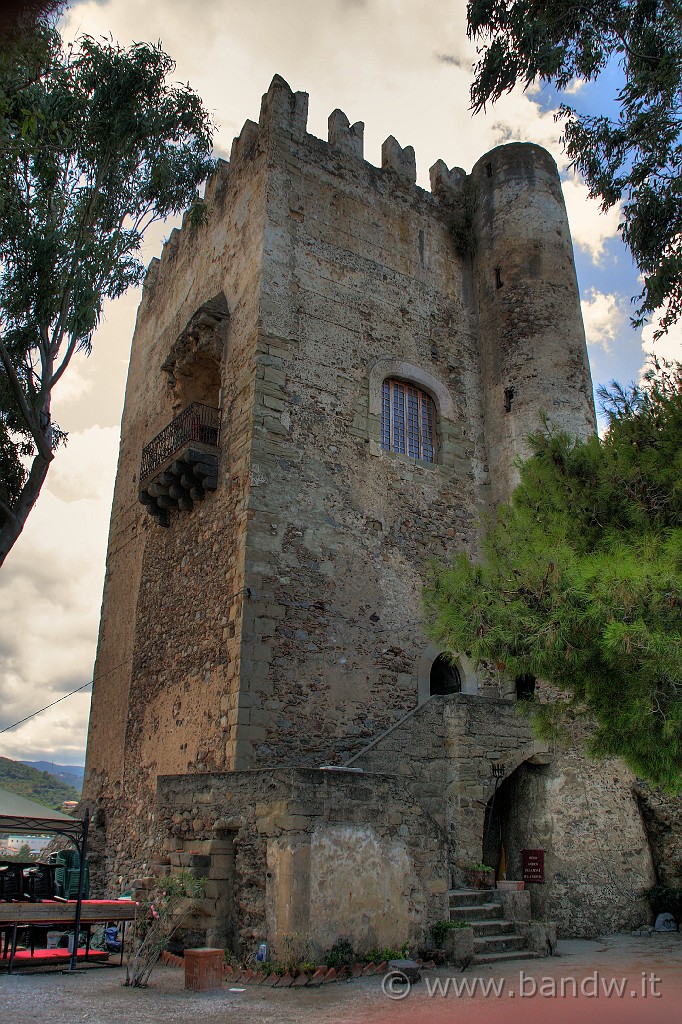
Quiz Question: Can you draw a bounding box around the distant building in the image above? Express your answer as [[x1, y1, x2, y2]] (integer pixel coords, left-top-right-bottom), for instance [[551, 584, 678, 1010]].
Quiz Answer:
[[2, 835, 51, 854]]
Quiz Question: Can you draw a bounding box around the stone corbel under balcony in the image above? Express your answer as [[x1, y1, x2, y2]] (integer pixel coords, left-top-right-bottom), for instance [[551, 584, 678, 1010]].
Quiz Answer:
[[138, 403, 220, 526]]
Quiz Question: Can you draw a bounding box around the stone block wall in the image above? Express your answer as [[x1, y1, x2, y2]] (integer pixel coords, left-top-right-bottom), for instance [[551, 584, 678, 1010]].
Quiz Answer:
[[83, 116, 271, 883], [235, 77, 488, 770], [346, 692, 658, 936], [155, 766, 449, 956]]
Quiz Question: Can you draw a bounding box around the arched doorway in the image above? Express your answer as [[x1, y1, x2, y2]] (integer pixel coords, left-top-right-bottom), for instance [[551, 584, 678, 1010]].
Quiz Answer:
[[482, 759, 551, 879], [430, 654, 462, 696], [515, 674, 536, 701]]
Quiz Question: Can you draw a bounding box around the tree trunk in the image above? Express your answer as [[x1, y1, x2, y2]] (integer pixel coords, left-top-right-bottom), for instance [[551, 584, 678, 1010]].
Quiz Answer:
[[0, 452, 52, 568]]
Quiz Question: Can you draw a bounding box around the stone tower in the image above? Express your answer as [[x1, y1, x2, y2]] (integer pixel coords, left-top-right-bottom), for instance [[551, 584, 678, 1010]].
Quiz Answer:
[[84, 78, 659, 950]]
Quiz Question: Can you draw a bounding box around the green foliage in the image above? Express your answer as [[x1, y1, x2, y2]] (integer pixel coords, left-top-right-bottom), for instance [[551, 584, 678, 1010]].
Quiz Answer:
[[271, 932, 315, 975], [424, 361, 682, 792], [0, 755, 80, 809], [468, 862, 494, 872], [0, 27, 214, 561], [467, 0, 682, 336], [324, 937, 356, 968], [3, 843, 33, 862], [365, 942, 411, 963], [126, 870, 206, 987], [432, 920, 468, 947], [646, 884, 682, 921], [0, 2, 64, 42]]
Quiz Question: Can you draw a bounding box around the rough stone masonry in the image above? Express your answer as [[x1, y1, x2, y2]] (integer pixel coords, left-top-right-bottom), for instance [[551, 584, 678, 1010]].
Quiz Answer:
[[82, 75, 680, 953]]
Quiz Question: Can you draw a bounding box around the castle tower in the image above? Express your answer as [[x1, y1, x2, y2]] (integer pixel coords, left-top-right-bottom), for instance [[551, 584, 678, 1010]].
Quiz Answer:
[[471, 143, 596, 503], [84, 77, 599, 909]]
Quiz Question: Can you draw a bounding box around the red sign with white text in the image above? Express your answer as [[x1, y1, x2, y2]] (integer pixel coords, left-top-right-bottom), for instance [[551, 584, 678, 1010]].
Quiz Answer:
[[522, 848, 545, 883]]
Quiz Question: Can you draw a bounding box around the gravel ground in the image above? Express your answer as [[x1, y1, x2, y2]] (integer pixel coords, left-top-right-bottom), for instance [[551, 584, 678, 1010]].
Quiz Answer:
[[1, 933, 680, 1024]]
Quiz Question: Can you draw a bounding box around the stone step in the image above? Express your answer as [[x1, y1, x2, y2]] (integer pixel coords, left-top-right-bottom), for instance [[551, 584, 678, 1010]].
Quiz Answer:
[[447, 888, 497, 907], [449, 903, 503, 922], [474, 934, 529, 955], [469, 919, 515, 937], [474, 950, 538, 966]]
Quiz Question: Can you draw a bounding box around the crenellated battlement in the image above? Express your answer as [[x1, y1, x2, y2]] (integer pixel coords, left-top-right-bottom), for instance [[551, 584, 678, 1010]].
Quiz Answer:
[[148, 73, 571, 291], [328, 108, 364, 160], [148, 73, 480, 288], [204, 74, 483, 209]]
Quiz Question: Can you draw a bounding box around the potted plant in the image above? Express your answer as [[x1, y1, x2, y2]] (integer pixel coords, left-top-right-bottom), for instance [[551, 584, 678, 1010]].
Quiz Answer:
[[465, 863, 495, 890]]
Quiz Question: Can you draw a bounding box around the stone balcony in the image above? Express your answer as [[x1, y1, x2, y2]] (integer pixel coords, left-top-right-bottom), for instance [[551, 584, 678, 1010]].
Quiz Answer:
[[138, 403, 220, 526]]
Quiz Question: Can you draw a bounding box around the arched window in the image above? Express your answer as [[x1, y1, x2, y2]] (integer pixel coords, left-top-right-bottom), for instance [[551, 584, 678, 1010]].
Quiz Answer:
[[381, 379, 436, 462], [430, 654, 462, 696], [515, 675, 536, 701]]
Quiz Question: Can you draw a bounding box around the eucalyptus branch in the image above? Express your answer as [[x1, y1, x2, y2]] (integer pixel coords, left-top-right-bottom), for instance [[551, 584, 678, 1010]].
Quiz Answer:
[[0, 498, 19, 524], [0, 336, 51, 459], [50, 331, 79, 387]]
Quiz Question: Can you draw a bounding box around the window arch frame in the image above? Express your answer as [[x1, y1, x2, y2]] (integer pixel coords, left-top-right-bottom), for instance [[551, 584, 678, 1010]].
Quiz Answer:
[[367, 357, 455, 467]]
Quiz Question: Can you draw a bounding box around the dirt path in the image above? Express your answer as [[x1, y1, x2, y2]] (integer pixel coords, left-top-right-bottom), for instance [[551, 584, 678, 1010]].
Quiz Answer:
[[2, 933, 680, 1024]]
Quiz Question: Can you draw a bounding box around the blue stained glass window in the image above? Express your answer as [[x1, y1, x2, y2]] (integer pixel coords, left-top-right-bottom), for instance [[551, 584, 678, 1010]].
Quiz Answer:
[[392, 382, 406, 454], [380, 379, 436, 462], [381, 381, 391, 451]]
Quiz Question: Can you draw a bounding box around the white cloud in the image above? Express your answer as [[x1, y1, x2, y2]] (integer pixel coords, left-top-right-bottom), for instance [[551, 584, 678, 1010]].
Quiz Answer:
[[53, 359, 92, 407], [562, 173, 622, 264], [0, 425, 120, 764], [563, 78, 586, 95], [582, 288, 626, 354]]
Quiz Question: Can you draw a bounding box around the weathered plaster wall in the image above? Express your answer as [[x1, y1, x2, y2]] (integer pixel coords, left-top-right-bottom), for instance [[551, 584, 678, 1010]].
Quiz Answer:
[[155, 767, 448, 954], [349, 693, 658, 937], [633, 784, 682, 888]]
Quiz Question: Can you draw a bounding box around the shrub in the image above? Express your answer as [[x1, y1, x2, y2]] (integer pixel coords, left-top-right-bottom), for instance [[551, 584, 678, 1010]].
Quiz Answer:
[[271, 932, 314, 975], [324, 938, 356, 968], [365, 941, 411, 963], [432, 920, 468, 948], [124, 870, 206, 987]]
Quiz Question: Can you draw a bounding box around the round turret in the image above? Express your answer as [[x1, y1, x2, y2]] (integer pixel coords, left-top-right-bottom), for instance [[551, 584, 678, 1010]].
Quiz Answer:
[[472, 142, 596, 505]]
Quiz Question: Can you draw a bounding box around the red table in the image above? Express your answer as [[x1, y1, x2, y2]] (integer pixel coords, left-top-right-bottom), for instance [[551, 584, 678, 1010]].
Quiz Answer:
[[0, 899, 139, 972]]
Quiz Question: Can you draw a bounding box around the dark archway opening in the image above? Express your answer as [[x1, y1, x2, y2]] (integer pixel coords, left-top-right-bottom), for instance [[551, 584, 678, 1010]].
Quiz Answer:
[[482, 760, 550, 880], [430, 655, 462, 696], [172, 350, 221, 414], [516, 674, 536, 701]]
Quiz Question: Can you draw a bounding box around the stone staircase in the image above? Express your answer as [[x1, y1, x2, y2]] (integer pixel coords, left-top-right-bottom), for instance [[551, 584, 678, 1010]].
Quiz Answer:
[[448, 889, 537, 965]]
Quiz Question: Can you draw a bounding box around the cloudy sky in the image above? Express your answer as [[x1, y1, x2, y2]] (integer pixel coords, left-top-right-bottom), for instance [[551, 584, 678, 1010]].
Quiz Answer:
[[1, 0, 680, 768]]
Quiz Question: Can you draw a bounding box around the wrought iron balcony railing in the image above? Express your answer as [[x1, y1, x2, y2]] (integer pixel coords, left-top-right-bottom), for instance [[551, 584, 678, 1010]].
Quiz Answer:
[[140, 402, 220, 483]]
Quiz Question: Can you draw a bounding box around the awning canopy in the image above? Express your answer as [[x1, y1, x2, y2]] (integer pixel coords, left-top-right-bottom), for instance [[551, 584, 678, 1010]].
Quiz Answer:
[[0, 785, 83, 842]]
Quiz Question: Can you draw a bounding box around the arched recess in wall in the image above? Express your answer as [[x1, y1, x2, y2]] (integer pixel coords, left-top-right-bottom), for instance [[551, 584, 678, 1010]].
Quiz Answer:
[[162, 291, 230, 416], [515, 674, 537, 701], [482, 754, 553, 881], [367, 357, 455, 462], [417, 643, 478, 705]]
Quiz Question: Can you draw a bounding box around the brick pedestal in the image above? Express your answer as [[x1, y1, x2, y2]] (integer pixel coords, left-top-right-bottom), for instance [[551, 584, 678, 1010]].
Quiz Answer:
[[184, 947, 224, 991]]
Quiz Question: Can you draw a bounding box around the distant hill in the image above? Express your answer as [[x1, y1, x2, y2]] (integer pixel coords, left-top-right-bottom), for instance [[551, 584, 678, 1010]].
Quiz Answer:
[[21, 761, 84, 793], [0, 757, 80, 811]]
